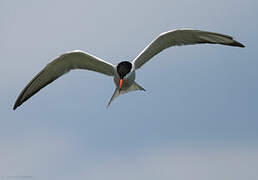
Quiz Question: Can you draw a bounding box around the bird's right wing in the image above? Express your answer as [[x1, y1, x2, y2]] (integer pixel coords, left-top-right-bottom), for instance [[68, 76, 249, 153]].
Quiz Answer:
[[13, 50, 115, 110], [132, 29, 245, 69]]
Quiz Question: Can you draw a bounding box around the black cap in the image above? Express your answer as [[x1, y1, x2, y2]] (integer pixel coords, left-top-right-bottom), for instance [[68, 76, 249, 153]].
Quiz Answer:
[[117, 61, 132, 79]]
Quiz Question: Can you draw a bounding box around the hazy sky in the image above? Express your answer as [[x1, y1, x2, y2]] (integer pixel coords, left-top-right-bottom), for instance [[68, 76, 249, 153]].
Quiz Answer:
[[1, 0, 258, 179]]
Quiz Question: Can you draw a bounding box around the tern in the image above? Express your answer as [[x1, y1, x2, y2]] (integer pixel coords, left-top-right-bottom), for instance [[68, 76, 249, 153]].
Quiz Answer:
[[13, 29, 245, 110]]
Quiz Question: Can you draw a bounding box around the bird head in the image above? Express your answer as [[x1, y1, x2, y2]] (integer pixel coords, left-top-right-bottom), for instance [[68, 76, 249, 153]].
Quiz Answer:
[[117, 61, 132, 89]]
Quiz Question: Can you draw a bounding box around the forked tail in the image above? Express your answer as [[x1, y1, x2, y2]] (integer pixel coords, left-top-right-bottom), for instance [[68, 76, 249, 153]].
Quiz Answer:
[[107, 82, 146, 107], [107, 88, 120, 107]]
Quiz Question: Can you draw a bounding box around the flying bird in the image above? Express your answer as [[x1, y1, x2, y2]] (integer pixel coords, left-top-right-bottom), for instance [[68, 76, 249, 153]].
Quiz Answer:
[[13, 29, 245, 110]]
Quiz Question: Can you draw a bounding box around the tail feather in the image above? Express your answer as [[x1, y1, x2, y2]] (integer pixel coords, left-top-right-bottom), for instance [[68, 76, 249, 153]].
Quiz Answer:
[[107, 81, 146, 107], [133, 82, 146, 91], [107, 88, 120, 107]]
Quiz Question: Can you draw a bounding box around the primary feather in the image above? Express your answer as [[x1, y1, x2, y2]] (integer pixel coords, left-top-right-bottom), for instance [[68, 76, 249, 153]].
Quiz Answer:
[[13, 51, 114, 110], [132, 29, 245, 69]]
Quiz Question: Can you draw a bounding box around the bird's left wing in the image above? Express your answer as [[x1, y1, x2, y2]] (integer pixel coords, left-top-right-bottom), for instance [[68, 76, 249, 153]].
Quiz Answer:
[[13, 50, 115, 110], [132, 29, 245, 69]]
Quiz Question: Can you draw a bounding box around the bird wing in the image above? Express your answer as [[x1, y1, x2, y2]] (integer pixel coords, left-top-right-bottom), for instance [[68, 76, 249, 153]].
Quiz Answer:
[[132, 29, 245, 69], [13, 50, 115, 110]]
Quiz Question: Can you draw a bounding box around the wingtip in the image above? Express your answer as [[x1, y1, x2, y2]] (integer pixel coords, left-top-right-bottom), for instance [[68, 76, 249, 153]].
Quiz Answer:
[[231, 41, 245, 48], [240, 43, 245, 48], [13, 103, 19, 111], [106, 102, 111, 109], [13, 99, 22, 111]]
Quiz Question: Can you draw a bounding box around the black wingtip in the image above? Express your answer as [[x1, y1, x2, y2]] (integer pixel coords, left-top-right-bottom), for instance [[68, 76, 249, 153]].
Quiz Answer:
[[13, 100, 21, 111], [13, 104, 18, 111], [231, 41, 245, 48]]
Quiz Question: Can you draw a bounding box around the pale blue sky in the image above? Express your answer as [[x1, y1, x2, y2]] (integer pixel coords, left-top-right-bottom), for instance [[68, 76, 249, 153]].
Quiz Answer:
[[1, 0, 258, 179]]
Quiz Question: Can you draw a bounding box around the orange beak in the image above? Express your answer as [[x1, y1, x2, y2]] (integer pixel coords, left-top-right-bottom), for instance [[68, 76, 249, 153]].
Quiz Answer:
[[119, 79, 123, 89]]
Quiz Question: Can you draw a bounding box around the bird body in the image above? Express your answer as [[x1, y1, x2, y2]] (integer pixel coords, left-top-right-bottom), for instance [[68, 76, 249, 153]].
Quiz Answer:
[[13, 29, 245, 110]]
